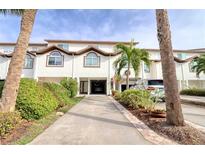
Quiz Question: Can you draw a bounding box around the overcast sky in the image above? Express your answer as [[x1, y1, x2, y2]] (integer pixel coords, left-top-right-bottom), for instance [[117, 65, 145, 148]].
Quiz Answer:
[[0, 9, 205, 49]]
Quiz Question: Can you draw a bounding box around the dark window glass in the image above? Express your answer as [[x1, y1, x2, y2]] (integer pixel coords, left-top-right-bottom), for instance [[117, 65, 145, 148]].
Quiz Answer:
[[148, 80, 163, 85]]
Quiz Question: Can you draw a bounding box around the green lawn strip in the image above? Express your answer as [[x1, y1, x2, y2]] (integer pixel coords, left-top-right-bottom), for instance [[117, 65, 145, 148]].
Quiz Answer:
[[12, 96, 84, 145]]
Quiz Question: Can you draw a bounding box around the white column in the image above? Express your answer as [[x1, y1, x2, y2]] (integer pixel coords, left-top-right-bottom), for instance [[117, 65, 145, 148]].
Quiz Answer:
[[72, 54, 75, 78], [178, 80, 182, 90], [33, 56, 38, 81], [151, 62, 158, 79], [76, 77, 80, 95], [119, 83, 122, 92], [107, 78, 111, 95], [180, 63, 185, 89], [186, 80, 189, 88], [113, 78, 116, 91], [88, 78, 90, 95], [107, 55, 111, 95]]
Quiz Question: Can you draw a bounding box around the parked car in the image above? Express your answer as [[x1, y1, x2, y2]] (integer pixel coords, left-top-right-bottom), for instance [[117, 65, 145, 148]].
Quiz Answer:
[[145, 79, 165, 102], [131, 79, 165, 102]]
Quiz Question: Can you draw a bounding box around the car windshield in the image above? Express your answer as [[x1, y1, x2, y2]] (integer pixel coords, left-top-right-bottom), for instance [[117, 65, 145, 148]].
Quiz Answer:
[[148, 80, 163, 86]]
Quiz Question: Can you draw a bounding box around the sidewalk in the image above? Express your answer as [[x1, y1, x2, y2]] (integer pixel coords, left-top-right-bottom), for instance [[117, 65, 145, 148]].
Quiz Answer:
[[180, 95, 205, 106]]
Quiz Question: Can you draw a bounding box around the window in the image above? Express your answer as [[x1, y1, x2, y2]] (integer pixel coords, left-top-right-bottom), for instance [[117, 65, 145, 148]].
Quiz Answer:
[[57, 43, 69, 50], [177, 53, 187, 59], [189, 61, 197, 72], [148, 80, 163, 86], [47, 51, 63, 66], [84, 52, 100, 67], [0, 46, 14, 53], [31, 47, 38, 51], [24, 55, 33, 69], [144, 64, 150, 73], [88, 44, 99, 49]]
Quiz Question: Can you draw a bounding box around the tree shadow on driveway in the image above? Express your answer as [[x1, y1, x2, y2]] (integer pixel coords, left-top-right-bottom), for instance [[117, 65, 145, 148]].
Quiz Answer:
[[67, 112, 141, 129]]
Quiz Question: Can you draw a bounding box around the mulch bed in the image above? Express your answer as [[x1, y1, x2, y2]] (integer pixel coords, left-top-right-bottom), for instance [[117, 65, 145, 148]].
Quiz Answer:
[[120, 103, 205, 145], [0, 120, 32, 145]]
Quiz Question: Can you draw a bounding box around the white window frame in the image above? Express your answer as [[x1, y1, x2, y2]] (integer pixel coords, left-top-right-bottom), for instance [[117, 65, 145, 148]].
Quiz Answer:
[[24, 54, 34, 69], [57, 43, 69, 50], [84, 52, 100, 67], [144, 64, 150, 73], [47, 51, 64, 67]]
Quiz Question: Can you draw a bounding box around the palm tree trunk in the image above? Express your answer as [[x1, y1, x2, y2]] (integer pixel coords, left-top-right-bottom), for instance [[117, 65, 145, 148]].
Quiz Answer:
[[126, 63, 130, 89], [156, 9, 184, 126], [0, 10, 37, 112]]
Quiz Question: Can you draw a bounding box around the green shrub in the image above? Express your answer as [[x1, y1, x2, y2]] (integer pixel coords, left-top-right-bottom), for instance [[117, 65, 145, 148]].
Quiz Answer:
[[16, 78, 58, 120], [43, 82, 74, 107], [113, 90, 121, 101], [0, 80, 4, 98], [60, 77, 78, 98], [120, 89, 154, 109], [180, 88, 205, 96], [0, 112, 22, 137]]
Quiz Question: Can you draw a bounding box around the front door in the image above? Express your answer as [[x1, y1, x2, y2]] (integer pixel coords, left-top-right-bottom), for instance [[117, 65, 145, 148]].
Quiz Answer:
[[90, 80, 106, 94], [80, 81, 88, 94]]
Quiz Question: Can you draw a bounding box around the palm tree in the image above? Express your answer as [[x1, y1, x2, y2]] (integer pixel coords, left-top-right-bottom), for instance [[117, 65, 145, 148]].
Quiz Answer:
[[192, 54, 205, 77], [113, 40, 150, 90], [113, 73, 123, 90], [156, 9, 184, 126], [0, 9, 37, 112]]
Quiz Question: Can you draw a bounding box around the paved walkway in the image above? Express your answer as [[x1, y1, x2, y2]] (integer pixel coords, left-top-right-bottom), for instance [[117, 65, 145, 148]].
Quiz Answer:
[[156, 102, 205, 127], [30, 96, 151, 145], [180, 95, 205, 106]]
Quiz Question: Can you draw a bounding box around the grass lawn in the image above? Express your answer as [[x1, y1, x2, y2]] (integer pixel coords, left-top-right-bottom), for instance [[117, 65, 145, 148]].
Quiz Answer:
[[10, 96, 84, 145]]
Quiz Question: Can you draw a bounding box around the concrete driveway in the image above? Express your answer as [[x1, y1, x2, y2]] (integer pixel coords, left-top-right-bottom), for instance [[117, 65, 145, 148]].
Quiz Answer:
[[30, 96, 151, 145]]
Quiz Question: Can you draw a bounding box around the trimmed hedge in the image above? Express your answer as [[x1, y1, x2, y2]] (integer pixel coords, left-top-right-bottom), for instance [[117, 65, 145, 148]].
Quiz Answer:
[[0, 112, 22, 137], [0, 81, 4, 98], [119, 89, 154, 109], [60, 77, 78, 98], [43, 82, 74, 107], [180, 88, 205, 96], [16, 78, 58, 120]]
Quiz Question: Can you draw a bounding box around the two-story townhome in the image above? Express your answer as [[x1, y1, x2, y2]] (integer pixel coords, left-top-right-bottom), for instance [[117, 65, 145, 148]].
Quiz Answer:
[[0, 39, 205, 95]]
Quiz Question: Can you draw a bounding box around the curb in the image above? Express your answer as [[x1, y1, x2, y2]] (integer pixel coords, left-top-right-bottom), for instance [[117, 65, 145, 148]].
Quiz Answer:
[[181, 98, 205, 107], [109, 96, 177, 145], [185, 120, 205, 134]]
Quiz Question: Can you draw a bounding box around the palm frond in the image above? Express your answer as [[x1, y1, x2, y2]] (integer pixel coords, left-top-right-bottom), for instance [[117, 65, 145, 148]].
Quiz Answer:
[[191, 54, 205, 77], [115, 43, 129, 54], [113, 40, 151, 80], [140, 49, 150, 66], [113, 55, 127, 75], [131, 49, 141, 77]]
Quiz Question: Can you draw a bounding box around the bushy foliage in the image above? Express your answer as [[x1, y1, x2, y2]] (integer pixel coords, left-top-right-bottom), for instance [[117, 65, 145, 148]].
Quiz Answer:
[[60, 77, 78, 98], [0, 111, 22, 137], [180, 88, 205, 96], [16, 78, 58, 120], [43, 82, 74, 107], [0, 80, 4, 98], [112, 90, 121, 101], [119, 89, 154, 109]]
